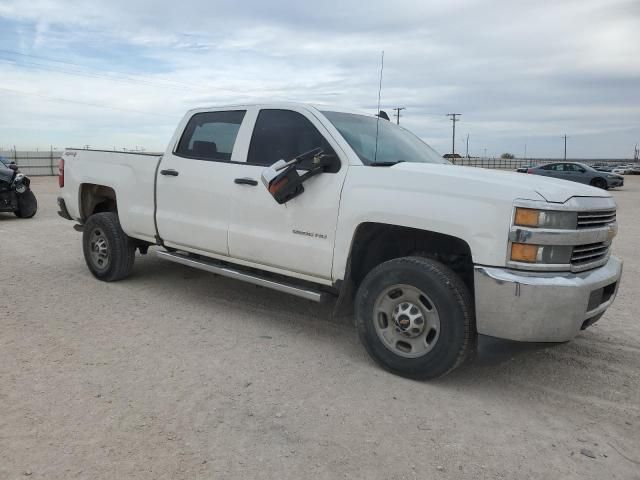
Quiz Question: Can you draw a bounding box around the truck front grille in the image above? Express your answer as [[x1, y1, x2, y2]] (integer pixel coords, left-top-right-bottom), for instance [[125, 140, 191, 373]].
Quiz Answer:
[[577, 210, 616, 229], [571, 242, 611, 270]]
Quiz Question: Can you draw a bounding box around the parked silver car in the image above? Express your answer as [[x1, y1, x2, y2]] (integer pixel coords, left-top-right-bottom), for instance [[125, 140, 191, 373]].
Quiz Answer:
[[526, 162, 623, 189]]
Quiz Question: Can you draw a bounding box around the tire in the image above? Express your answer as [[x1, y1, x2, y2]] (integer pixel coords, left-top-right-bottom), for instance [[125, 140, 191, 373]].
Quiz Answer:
[[14, 190, 37, 218], [82, 212, 135, 281], [355, 256, 474, 379], [591, 178, 607, 189]]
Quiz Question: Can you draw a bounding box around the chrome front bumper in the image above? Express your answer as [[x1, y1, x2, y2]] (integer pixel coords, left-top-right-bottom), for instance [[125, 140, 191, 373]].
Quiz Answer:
[[474, 256, 623, 342]]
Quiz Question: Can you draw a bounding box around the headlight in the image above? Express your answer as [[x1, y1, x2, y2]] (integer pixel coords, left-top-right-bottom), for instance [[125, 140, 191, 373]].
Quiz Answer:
[[510, 243, 573, 264], [514, 207, 577, 229]]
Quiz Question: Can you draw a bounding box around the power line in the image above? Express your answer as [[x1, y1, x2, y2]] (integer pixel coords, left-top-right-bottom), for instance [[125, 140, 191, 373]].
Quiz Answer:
[[0, 57, 189, 92], [392, 107, 405, 125], [373, 51, 384, 163], [446, 113, 461, 158], [0, 48, 205, 90], [0, 87, 176, 118]]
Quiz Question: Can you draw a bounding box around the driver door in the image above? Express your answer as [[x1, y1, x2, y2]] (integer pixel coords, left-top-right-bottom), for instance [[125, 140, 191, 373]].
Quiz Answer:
[[228, 107, 348, 281]]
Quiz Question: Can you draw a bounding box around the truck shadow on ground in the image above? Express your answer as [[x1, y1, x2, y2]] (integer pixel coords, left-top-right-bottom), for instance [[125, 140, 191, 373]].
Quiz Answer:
[[129, 252, 634, 398]]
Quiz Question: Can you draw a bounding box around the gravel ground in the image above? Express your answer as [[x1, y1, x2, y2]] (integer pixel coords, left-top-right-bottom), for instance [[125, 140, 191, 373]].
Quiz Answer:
[[1, 176, 639, 480]]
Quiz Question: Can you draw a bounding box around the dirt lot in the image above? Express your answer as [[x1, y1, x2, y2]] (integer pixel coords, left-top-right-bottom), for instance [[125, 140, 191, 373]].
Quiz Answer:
[[1, 176, 639, 479]]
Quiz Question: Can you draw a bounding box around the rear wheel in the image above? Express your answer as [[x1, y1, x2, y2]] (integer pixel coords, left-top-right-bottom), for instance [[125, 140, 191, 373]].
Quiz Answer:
[[14, 190, 37, 218], [355, 256, 475, 379], [591, 177, 607, 189], [83, 212, 135, 281]]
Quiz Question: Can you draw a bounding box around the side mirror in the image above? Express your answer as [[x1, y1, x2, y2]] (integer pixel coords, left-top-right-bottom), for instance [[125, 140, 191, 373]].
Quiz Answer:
[[261, 160, 305, 204], [9, 163, 18, 171], [261, 149, 337, 204]]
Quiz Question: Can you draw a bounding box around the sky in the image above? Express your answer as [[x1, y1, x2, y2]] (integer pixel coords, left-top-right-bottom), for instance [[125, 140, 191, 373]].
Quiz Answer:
[[0, 0, 638, 158]]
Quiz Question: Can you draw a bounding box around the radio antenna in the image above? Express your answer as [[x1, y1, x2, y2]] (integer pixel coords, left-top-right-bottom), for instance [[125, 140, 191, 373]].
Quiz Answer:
[[374, 50, 384, 163]]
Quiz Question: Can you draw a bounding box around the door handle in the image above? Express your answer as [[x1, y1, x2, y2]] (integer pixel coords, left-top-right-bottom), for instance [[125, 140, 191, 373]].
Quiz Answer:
[[160, 169, 179, 176], [234, 177, 258, 186]]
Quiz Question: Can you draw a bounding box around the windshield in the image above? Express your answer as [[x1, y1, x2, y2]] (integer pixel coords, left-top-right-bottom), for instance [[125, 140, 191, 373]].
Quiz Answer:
[[322, 111, 447, 166]]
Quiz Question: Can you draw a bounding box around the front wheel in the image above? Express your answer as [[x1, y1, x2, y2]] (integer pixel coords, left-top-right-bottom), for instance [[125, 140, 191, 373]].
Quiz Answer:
[[14, 189, 37, 218], [82, 212, 136, 281], [355, 257, 475, 379], [591, 178, 607, 189]]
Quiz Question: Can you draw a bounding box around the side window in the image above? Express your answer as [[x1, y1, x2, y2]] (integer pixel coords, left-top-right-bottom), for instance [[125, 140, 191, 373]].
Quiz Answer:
[[176, 110, 246, 161], [247, 109, 338, 171]]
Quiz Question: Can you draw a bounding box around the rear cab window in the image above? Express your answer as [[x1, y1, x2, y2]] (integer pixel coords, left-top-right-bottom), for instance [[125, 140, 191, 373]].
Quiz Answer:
[[175, 110, 246, 161]]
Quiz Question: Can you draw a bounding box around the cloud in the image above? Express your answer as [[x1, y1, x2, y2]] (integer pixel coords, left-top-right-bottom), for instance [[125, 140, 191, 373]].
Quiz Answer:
[[0, 0, 638, 157]]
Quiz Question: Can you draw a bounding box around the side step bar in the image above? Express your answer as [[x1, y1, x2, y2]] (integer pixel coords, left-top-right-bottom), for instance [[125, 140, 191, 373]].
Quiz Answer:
[[156, 250, 325, 302]]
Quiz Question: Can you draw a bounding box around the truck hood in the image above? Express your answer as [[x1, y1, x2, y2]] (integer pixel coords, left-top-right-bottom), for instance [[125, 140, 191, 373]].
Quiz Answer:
[[391, 163, 611, 204]]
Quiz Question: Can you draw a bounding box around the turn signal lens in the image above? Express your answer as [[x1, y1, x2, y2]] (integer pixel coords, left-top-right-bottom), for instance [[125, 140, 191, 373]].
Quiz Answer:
[[511, 243, 539, 263], [514, 208, 540, 227], [268, 177, 288, 194]]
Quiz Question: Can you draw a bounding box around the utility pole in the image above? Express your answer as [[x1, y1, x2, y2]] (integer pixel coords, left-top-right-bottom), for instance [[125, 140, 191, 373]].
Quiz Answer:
[[392, 107, 405, 125], [465, 133, 469, 158], [634, 143, 639, 161], [447, 113, 461, 157], [524, 144, 527, 160], [563, 135, 567, 161]]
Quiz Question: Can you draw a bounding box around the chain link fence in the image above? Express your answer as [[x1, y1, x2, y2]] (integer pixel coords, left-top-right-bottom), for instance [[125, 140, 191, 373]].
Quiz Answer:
[[452, 157, 634, 170], [0, 149, 63, 176], [1, 148, 636, 176]]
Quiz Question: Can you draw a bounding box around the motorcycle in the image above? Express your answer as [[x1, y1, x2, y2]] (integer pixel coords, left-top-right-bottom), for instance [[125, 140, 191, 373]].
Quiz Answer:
[[0, 159, 38, 218]]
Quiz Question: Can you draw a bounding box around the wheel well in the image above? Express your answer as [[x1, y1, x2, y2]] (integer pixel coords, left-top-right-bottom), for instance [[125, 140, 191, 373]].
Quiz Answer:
[[346, 223, 474, 296], [80, 184, 117, 220]]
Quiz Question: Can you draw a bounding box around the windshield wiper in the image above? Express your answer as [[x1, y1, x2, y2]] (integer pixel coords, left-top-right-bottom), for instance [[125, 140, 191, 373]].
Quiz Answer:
[[370, 160, 406, 167]]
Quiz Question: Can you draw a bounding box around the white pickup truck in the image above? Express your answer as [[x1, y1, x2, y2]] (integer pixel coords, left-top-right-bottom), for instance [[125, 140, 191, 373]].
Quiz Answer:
[[57, 103, 623, 378]]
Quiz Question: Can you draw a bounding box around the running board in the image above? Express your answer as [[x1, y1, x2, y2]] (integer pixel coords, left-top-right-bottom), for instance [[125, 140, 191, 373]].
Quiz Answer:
[[156, 250, 325, 302]]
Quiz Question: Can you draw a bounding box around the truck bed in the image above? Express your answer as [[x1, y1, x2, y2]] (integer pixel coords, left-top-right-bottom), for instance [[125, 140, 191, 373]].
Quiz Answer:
[[59, 149, 162, 243]]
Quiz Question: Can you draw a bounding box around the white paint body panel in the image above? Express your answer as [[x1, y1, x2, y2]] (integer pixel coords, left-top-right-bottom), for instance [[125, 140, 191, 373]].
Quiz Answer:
[[58, 150, 160, 244], [59, 102, 613, 286], [226, 105, 349, 280]]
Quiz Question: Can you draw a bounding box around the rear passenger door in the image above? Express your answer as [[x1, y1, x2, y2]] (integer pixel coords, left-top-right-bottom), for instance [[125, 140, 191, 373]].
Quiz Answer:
[[558, 163, 578, 181], [228, 107, 348, 281], [156, 109, 251, 255], [541, 163, 566, 180]]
